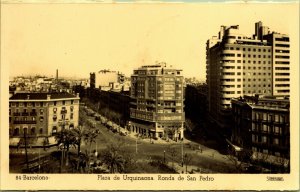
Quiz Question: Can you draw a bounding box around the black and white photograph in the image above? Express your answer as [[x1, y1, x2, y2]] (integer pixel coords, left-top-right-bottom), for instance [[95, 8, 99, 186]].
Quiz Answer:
[[1, 0, 299, 190]]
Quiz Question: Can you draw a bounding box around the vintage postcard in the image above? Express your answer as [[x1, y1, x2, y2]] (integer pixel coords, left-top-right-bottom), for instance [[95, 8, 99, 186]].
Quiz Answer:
[[0, 0, 299, 190]]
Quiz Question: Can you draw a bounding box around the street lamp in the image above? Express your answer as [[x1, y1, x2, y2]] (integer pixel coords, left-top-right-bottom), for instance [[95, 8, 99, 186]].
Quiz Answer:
[[181, 138, 184, 167], [136, 136, 138, 154]]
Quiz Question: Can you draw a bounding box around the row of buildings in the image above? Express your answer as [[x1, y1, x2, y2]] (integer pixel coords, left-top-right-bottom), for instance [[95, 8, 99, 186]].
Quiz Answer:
[[206, 21, 290, 166], [9, 21, 290, 170], [87, 63, 186, 140]]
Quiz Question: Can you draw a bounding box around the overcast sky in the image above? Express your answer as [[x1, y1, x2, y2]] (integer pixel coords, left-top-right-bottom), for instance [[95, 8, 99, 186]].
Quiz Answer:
[[2, 3, 299, 79]]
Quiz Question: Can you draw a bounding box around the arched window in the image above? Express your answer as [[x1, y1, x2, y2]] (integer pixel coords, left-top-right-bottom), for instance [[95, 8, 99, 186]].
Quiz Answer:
[[23, 128, 28, 135], [69, 124, 74, 129], [31, 127, 36, 135], [14, 128, 19, 136]]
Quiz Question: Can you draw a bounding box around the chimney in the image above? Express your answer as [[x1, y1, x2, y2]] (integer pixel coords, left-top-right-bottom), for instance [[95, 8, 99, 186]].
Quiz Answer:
[[56, 69, 58, 84]]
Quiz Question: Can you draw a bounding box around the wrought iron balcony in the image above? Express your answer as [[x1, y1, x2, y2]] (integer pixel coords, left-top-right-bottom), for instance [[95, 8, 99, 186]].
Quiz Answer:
[[13, 120, 37, 124]]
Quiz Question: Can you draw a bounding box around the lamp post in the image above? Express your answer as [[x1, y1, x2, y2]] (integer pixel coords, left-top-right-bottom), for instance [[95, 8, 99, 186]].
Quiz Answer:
[[136, 136, 138, 154], [181, 139, 184, 167], [24, 130, 29, 170]]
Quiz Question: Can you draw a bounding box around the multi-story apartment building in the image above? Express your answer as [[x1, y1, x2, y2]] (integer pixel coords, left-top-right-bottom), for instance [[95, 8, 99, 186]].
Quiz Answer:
[[206, 21, 290, 128], [130, 63, 185, 140], [9, 92, 80, 141], [264, 33, 290, 96], [231, 96, 290, 170]]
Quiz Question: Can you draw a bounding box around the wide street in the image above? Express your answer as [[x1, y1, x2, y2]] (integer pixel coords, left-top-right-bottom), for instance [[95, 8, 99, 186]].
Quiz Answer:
[[78, 105, 237, 173], [9, 105, 238, 174]]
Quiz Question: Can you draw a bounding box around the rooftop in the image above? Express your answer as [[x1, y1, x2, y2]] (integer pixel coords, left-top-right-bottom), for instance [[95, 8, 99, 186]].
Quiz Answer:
[[10, 92, 78, 100], [232, 96, 290, 111]]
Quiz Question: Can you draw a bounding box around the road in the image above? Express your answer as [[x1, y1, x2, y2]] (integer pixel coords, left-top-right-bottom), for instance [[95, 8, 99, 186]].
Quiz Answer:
[[79, 106, 237, 173]]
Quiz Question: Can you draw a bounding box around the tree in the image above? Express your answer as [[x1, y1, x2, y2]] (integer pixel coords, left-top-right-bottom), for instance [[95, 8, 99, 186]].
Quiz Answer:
[[183, 153, 192, 173], [84, 130, 98, 156], [71, 126, 86, 156], [102, 143, 125, 173], [42, 137, 49, 151], [167, 146, 179, 169], [55, 129, 76, 167], [226, 148, 252, 173]]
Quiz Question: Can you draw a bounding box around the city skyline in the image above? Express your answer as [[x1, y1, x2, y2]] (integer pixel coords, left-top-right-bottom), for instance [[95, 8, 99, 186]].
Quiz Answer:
[[2, 3, 298, 80]]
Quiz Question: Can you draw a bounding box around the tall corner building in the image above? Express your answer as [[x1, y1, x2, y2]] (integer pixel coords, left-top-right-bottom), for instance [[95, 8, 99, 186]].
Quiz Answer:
[[129, 63, 185, 140], [206, 22, 290, 128]]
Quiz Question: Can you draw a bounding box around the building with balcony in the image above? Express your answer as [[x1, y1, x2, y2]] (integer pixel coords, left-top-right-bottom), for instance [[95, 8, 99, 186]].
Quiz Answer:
[[130, 63, 185, 140], [206, 21, 290, 129], [9, 92, 80, 143], [231, 96, 289, 170]]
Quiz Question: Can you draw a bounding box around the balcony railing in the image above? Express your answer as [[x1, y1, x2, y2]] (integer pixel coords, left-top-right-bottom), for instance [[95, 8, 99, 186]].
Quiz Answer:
[[13, 120, 37, 124], [30, 112, 37, 116], [22, 112, 29, 116], [13, 112, 21, 116]]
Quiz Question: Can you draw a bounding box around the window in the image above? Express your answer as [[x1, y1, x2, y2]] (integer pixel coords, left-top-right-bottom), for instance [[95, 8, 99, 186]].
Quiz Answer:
[[31, 127, 36, 135], [63, 101, 65, 105], [39, 128, 43, 134], [52, 126, 57, 134], [14, 128, 20, 136], [54, 101, 57, 106], [262, 136, 267, 143], [274, 126, 280, 134], [40, 116, 44, 122]]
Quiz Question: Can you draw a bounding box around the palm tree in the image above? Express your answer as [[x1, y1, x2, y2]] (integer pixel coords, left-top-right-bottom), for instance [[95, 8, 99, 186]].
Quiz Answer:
[[102, 144, 125, 173], [71, 126, 86, 156], [84, 130, 98, 156], [55, 129, 76, 167]]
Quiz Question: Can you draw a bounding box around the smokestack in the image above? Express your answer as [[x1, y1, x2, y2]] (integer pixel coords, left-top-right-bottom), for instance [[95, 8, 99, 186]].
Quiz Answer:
[[56, 69, 58, 83]]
